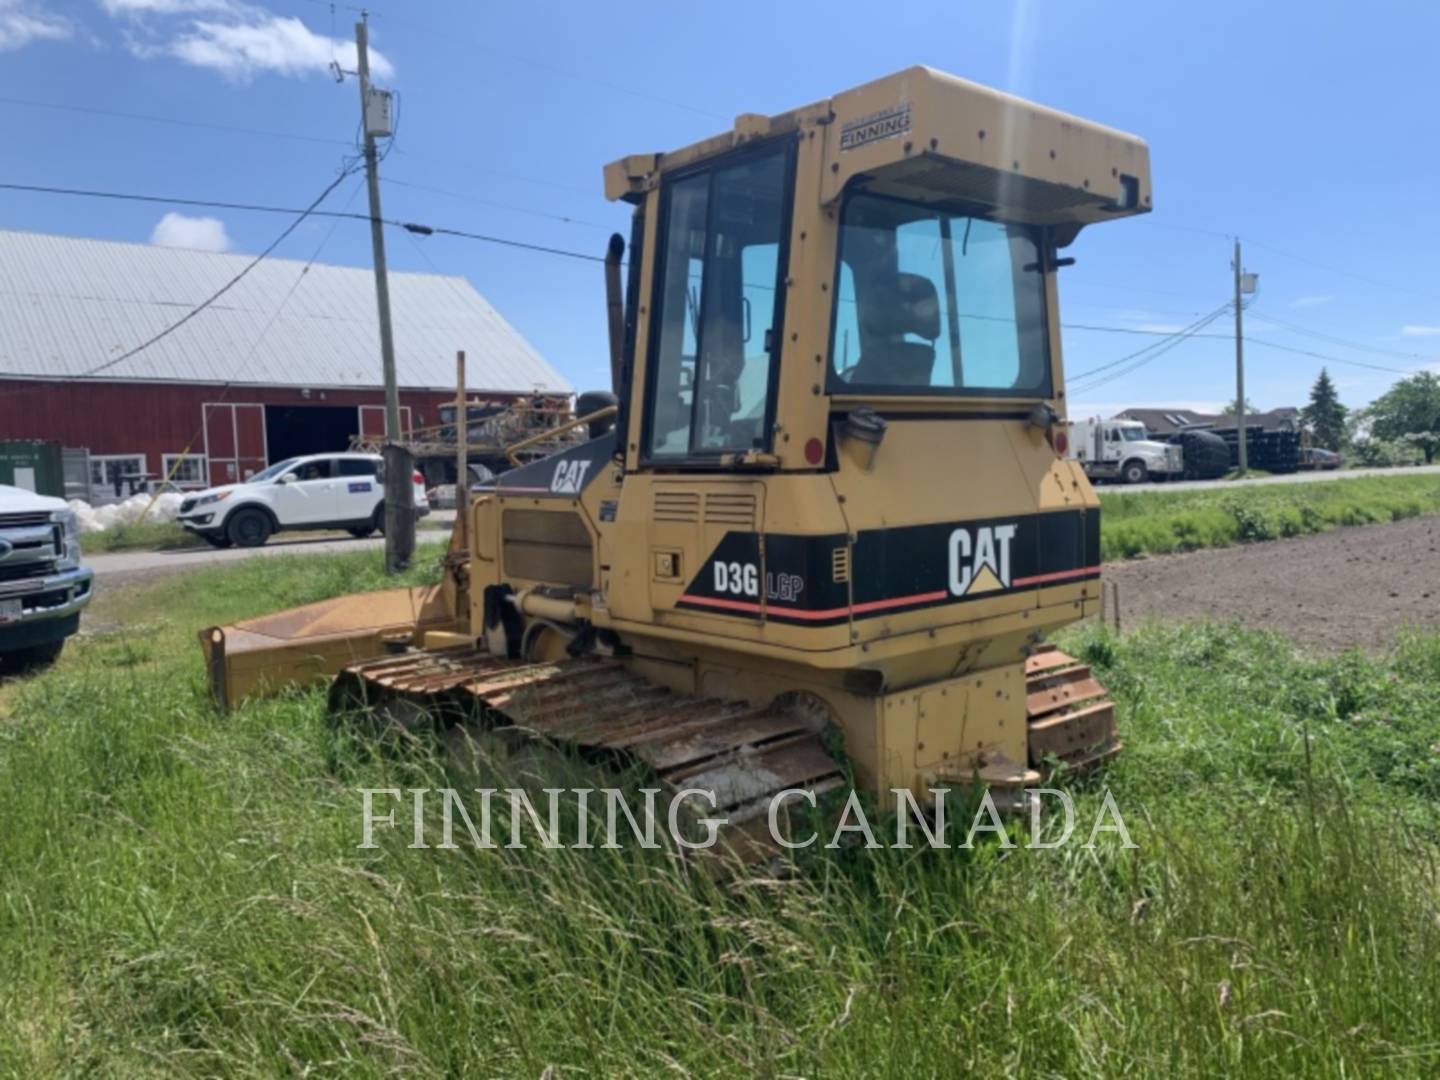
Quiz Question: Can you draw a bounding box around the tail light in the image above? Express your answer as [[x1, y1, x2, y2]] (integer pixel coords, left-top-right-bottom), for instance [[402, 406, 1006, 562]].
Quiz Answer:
[[1052, 430, 1069, 456], [412, 471, 424, 484]]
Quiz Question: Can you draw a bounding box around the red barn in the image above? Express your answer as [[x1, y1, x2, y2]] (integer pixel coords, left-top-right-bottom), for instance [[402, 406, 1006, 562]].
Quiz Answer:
[[0, 229, 570, 501]]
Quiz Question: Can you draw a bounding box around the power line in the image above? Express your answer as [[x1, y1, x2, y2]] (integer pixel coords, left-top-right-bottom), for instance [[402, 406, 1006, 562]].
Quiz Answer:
[[77, 167, 360, 379], [1069, 306, 1233, 395], [1243, 336, 1420, 377], [381, 176, 608, 230], [1246, 310, 1431, 362], [1063, 320, 1231, 341], [1068, 304, 1233, 381], [12, 178, 1427, 372], [0, 94, 356, 148], [0, 180, 612, 262], [1244, 238, 1440, 306]]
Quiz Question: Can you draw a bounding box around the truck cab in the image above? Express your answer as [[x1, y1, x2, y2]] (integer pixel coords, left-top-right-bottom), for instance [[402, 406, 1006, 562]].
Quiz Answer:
[[0, 485, 92, 666], [1068, 417, 1182, 484]]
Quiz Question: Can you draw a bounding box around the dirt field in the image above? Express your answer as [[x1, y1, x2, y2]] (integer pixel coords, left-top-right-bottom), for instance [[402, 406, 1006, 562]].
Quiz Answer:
[[1105, 514, 1440, 652]]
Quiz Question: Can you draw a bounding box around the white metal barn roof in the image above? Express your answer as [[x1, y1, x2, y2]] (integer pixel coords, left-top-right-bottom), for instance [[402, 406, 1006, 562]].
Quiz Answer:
[[0, 229, 572, 394]]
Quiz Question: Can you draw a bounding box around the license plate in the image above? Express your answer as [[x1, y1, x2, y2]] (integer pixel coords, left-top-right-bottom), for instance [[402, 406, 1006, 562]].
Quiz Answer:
[[0, 598, 22, 625]]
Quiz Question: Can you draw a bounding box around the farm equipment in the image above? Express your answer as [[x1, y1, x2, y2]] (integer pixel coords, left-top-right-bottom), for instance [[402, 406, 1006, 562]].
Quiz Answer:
[[350, 393, 599, 489], [201, 67, 1151, 819]]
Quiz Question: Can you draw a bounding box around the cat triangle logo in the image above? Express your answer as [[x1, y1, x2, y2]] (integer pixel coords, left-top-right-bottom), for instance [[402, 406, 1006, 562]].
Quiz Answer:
[[948, 522, 1018, 597], [964, 564, 1005, 596]]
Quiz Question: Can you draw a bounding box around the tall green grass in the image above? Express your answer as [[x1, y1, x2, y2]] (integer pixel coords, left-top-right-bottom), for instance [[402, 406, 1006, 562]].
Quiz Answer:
[[1, 552, 1438, 1074], [1099, 473, 1440, 560]]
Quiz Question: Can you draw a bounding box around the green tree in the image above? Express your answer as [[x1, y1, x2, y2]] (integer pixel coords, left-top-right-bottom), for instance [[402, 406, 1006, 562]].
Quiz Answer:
[[1366, 372, 1440, 464], [1301, 368, 1347, 450], [1220, 397, 1257, 417]]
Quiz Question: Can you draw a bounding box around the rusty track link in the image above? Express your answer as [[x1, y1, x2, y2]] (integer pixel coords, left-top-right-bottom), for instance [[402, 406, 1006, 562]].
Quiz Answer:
[[330, 648, 847, 823], [1024, 644, 1122, 771]]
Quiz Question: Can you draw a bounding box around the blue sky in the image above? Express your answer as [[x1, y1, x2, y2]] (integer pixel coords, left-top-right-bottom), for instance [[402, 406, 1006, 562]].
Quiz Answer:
[[4, 0, 1438, 417]]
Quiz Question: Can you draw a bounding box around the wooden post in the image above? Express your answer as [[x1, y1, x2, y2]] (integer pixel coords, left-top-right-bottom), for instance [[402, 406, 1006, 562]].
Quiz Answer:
[[455, 350, 468, 550]]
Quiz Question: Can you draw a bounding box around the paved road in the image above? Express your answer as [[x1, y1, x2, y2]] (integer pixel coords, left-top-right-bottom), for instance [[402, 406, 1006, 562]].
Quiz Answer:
[[1100, 463, 1440, 495], [88, 511, 455, 589]]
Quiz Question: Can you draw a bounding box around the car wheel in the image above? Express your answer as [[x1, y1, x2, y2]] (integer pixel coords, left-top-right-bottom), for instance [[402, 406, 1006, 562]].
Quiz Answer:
[[206, 534, 234, 549], [1122, 460, 1148, 484], [348, 526, 376, 539], [227, 507, 273, 548]]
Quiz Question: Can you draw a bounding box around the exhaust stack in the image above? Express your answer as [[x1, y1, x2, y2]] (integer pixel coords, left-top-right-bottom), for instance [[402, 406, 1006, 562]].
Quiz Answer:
[[603, 233, 626, 397]]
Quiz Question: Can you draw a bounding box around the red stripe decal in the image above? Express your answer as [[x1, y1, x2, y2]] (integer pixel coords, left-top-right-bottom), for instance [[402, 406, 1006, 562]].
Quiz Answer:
[[678, 570, 1097, 620], [677, 588, 950, 621], [1012, 565, 1101, 587]]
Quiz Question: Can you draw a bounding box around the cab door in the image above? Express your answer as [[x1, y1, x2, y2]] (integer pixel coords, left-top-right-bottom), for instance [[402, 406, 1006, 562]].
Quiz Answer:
[[269, 457, 340, 524]]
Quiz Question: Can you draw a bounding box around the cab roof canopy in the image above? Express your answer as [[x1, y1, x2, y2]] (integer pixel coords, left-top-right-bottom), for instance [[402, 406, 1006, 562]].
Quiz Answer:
[[606, 66, 1151, 243]]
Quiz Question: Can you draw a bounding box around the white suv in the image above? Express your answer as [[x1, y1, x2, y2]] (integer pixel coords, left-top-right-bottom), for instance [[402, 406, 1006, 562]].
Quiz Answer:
[[177, 453, 430, 548]]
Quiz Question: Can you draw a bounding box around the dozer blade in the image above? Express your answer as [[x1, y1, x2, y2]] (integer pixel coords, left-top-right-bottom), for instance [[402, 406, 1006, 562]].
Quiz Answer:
[[330, 647, 848, 827], [1024, 644, 1122, 772], [200, 585, 464, 710]]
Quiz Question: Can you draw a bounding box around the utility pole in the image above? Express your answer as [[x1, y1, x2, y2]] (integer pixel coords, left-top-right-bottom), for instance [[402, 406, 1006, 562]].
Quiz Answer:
[[1233, 238, 1247, 476], [354, 13, 413, 571], [454, 350, 468, 552]]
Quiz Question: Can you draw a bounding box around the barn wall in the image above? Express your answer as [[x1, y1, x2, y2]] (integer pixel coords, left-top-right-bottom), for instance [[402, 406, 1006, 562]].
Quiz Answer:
[[0, 379, 523, 488]]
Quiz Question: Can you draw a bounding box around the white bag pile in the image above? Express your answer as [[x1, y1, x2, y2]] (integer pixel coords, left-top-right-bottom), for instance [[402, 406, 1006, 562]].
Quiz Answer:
[[68, 492, 184, 534]]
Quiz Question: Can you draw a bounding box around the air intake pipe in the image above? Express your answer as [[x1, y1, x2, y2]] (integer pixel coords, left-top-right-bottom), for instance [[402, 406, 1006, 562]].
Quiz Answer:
[[604, 233, 626, 398]]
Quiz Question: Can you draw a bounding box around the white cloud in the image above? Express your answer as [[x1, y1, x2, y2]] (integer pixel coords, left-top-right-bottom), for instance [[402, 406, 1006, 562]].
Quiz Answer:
[[1134, 322, 1185, 334], [1290, 294, 1334, 309], [101, 0, 238, 13], [0, 0, 72, 51], [168, 15, 393, 81], [100, 1, 394, 82], [1400, 325, 1440, 337], [150, 212, 230, 251]]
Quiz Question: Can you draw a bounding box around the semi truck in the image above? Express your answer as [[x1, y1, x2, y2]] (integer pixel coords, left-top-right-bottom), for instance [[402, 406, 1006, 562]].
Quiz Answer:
[[1067, 417, 1183, 484]]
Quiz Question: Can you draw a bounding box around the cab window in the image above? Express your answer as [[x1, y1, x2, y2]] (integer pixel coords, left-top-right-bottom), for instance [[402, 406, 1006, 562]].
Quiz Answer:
[[338, 458, 378, 477], [645, 145, 792, 459], [297, 460, 332, 481], [829, 193, 1051, 397]]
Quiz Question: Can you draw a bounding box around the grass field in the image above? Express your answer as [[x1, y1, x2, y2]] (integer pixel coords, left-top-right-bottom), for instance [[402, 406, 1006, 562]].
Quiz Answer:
[[1098, 473, 1440, 561], [1, 546, 1438, 1074], [80, 520, 206, 553]]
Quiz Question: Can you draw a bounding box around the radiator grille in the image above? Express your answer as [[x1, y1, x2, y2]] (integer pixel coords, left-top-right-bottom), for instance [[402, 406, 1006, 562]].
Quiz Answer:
[[501, 509, 593, 588], [652, 490, 700, 523], [831, 546, 851, 584], [703, 493, 757, 528], [0, 512, 52, 529]]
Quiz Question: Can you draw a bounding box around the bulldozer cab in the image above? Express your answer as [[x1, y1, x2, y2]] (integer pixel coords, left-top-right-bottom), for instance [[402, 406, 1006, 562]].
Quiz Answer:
[[607, 65, 1151, 477]]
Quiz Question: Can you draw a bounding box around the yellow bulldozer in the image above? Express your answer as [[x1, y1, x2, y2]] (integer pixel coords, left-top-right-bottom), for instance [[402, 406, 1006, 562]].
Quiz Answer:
[[201, 66, 1150, 820]]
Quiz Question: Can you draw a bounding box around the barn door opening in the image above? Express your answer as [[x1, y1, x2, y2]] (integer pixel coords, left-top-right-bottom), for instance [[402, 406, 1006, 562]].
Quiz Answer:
[[263, 404, 361, 463]]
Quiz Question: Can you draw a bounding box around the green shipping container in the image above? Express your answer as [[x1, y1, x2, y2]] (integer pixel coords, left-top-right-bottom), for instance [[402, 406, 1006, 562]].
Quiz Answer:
[[0, 440, 65, 497]]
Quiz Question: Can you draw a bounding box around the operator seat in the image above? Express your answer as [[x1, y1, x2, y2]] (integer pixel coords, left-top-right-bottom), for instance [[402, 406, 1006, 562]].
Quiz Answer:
[[850, 272, 941, 387]]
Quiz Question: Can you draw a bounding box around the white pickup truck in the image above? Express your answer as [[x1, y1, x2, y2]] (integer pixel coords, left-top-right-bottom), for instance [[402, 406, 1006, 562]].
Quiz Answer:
[[1067, 418, 1184, 484], [0, 484, 93, 665]]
